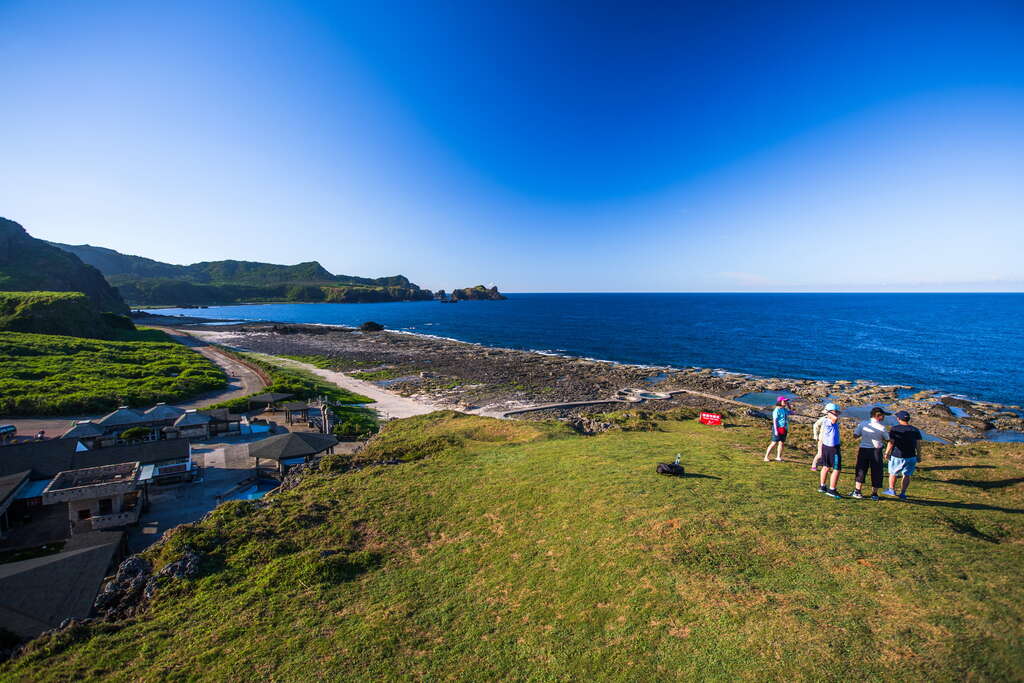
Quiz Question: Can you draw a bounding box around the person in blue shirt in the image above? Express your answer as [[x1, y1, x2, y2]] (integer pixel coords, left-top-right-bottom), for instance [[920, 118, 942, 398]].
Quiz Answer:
[[818, 407, 843, 498], [764, 396, 792, 462]]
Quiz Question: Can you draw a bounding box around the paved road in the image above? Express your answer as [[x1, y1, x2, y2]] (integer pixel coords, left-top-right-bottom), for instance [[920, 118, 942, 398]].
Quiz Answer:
[[0, 327, 268, 439]]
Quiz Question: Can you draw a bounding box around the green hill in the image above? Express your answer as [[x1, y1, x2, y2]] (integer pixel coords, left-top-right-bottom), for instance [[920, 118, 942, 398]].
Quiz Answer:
[[0, 218, 128, 314], [0, 291, 133, 339], [0, 329, 225, 415], [50, 242, 433, 306], [6, 411, 1022, 679]]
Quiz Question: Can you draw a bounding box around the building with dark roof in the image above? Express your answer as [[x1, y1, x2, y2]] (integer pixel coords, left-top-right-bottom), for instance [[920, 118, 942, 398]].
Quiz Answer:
[[0, 470, 31, 538], [248, 432, 337, 474], [0, 534, 122, 639], [0, 438, 192, 481], [59, 402, 239, 446], [93, 406, 150, 430], [142, 402, 186, 421]]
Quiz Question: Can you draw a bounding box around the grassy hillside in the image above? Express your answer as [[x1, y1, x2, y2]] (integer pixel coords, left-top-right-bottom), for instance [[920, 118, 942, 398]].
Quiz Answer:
[[6, 411, 1022, 680], [49, 242, 433, 306], [0, 291, 134, 339], [0, 330, 226, 416], [0, 218, 128, 314]]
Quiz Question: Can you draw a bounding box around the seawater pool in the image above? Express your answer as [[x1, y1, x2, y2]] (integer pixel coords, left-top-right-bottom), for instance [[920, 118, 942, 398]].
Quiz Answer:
[[230, 480, 279, 501], [736, 391, 799, 407]]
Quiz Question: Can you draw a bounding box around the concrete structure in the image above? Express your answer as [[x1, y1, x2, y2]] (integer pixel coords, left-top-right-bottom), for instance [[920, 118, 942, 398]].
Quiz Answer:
[[42, 462, 144, 534]]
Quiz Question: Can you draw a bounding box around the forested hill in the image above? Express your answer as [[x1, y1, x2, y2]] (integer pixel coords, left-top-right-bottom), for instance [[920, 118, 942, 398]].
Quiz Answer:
[[0, 218, 129, 314], [49, 242, 433, 306]]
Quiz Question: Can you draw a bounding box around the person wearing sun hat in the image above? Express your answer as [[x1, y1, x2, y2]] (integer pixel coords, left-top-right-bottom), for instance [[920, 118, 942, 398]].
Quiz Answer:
[[884, 410, 923, 499], [764, 396, 792, 462]]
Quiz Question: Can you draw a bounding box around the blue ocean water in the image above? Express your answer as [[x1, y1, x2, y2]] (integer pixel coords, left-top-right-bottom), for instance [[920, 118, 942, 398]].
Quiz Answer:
[[149, 293, 1024, 406]]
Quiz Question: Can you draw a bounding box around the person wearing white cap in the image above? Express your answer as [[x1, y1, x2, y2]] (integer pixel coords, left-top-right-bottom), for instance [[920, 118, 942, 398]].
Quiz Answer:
[[818, 406, 843, 498], [811, 403, 838, 471]]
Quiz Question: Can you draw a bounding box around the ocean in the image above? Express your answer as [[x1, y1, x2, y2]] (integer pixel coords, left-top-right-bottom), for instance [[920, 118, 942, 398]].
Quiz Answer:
[[148, 293, 1024, 407]]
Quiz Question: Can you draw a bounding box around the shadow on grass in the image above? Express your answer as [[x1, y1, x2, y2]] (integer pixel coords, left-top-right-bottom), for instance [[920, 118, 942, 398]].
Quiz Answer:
[[907, 498, 1024, 514], [684, 473, 722, 480], [944, 517, 1004, 543], [939, 477, 1024, 491], [920, 464, 997, 472]]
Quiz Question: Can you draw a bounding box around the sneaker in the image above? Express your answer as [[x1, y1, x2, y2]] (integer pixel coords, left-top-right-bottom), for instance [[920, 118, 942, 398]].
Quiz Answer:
[[850, 490, 863, 499], [882, 488, 897, 497], [818, 485, 828, 494], [826, 489, 842, 499], [871, 494, 880, 501], [898, 493, 908, 500]]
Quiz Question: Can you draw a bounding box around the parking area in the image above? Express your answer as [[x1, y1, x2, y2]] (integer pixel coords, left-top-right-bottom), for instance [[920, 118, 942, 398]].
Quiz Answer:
[[128, 437, 257, 553]]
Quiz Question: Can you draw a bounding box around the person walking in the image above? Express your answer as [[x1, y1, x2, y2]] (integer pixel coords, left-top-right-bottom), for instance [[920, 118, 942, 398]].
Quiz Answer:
[[818, 406, 843, 498], [764, 396, 792, 462], [883, 410, 922, 500], [811, 403, 838, 471], [851, 407, 890, 500]]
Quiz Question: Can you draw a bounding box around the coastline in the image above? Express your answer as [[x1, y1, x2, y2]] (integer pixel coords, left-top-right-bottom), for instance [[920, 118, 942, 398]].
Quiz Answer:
[[163, 317, 1024, 444]]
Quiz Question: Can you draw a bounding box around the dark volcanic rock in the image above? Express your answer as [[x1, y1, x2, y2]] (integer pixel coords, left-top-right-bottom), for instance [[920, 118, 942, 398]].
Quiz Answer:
[[94, 556, 152, 618], [941, 395, 982, 415]]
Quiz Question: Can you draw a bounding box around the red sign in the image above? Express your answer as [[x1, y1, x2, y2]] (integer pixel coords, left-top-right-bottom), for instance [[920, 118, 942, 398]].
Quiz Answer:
[[699, 412, 722, 426]]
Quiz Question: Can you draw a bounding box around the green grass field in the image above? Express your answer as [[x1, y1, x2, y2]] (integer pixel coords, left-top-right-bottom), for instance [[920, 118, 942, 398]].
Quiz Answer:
[[5, 411, 1023, 680], [0, 330, 226, 416]]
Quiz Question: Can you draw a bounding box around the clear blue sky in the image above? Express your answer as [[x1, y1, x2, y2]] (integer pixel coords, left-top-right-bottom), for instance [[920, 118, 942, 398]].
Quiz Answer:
[[1, 0, 1022, 292]]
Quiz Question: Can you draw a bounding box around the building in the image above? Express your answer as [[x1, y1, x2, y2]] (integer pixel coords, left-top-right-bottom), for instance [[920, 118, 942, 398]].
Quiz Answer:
[[247, 432, 338, 474], [0, 531, 124, 639], [0, 470, 31, 538], [42, 462, 144, 535], [58, 403, 240, 446]]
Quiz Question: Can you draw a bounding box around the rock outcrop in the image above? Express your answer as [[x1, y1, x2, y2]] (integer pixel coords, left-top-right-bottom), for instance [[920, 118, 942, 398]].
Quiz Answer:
[[450, 285, 507, 301]]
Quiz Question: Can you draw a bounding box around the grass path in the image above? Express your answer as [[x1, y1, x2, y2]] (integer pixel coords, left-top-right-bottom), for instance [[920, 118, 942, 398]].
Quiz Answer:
[[6, 412, 1022, 680]]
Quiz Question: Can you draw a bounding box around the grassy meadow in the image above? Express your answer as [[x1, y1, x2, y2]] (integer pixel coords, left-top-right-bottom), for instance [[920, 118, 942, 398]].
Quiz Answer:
[[5, 411, 1023, 680], [0, 330, 226, 416]]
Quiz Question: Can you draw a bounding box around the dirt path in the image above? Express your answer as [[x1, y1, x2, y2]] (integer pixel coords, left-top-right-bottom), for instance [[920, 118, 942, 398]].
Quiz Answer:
[[253, 354, 446, 420], [156, 327, 267, 407]]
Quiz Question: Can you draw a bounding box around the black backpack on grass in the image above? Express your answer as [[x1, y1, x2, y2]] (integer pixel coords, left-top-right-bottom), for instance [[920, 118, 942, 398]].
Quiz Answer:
[[656, 462, 685, 477]]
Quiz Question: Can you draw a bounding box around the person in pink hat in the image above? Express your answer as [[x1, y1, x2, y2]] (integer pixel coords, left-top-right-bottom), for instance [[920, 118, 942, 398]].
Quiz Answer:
[[763, 396, 792, 462]]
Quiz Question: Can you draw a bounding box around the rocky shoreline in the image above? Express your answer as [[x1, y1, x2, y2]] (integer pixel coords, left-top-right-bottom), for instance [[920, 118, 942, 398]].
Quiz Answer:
[[171, 320, 1023, 444]]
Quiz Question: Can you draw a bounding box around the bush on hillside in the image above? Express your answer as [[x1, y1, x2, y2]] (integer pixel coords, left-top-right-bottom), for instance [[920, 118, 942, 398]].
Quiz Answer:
[[0, 330, 226, 416]]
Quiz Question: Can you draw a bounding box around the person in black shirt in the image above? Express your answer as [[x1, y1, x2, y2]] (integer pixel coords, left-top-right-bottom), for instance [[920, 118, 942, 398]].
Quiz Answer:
[[883, 410, 923, 500]]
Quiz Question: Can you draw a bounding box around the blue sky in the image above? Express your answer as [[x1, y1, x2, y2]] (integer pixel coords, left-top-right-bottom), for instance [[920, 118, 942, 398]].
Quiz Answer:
[[1, 0, 1022, 292]]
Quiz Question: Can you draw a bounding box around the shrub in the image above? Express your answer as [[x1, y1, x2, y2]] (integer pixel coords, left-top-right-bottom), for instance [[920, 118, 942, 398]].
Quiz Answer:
[[0, 331, 226, 416], [120, 426, 151, 442]]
